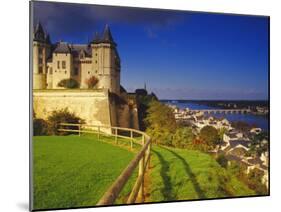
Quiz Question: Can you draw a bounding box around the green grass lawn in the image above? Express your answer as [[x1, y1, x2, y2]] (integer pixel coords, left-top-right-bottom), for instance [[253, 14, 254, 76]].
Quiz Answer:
[[148, 145, 255, 202], [33, 135, 138, 210]]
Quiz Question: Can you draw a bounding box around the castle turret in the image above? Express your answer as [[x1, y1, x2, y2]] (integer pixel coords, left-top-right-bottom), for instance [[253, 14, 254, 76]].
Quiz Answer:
[[91, 25, 120, 94], [33, 22, 50, 89]]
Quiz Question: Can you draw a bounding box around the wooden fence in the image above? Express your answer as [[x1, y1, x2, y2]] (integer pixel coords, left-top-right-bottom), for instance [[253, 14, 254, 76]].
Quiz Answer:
[[58, 123, 152, 205]]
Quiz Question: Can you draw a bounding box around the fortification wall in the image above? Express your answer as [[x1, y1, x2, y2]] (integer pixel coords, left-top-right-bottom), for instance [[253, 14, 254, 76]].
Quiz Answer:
[[116, 98, 139, 130], [33, 89, 113, 131]]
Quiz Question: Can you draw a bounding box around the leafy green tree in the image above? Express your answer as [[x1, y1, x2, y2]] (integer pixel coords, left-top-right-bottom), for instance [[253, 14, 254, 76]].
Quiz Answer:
[[137, 94, 158, 131], [249, 132, 269, 156], [145, 100, 176, 145], [172, 127, 194, 148], [199, 126, 220, 149]]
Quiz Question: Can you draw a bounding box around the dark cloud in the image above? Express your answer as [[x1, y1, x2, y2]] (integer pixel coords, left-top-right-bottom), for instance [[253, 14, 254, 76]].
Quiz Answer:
[[33, 1, 187, 41]]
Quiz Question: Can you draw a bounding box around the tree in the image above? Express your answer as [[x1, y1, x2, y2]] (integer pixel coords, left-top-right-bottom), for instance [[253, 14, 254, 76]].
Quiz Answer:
[[247, 168, 268, 195], [172, 127, 194, 148], [47, 108, 84, 135], [85, 76, 99, 88], [218, 127, 228, 141], [137, 94, 158, 131], [199, 125, 220, 149], [216, 154, 228, 168], [145, 100, 176, 145], [249, 132, 269, 156], [57, 78, 79, 88]]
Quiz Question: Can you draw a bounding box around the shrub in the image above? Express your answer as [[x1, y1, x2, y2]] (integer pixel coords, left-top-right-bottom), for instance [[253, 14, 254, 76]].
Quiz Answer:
[[33, 118, 48, 136], [172, 127, 194, 148], [191, 138, 210, 152], [85, 76, 99, 88], [57, 78, 79, 88], [216, 154, 228, 168], [47, 108, 84, 135], [247, 168, 268, 195]]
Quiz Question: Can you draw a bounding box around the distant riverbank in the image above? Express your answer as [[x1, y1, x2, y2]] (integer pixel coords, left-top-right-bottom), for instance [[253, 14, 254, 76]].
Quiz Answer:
[[161, 100, 269, 131]]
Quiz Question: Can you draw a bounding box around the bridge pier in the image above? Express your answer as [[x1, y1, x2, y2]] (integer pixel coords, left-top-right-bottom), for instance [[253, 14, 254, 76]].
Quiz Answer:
[[190, 109, 251, 114]]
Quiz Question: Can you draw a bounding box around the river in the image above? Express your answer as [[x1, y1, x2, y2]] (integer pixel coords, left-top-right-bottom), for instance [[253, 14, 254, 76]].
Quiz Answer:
[[162, 101, 269, 131]]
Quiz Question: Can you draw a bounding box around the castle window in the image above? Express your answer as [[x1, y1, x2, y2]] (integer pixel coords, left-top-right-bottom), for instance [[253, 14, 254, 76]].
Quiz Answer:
[[38, 66, 43, 74], [88, 71, 90, 74], [50, 68, 53, 74], [65, 71, 67, 74], [57, 61, 60, 69], [62, 61, 66, 69], [95, 53, 97, 56], [38, 58, 43, 65], [95, 70, 97, 73], [95, 60, 97, 64], [38, 48, 43, 58], [74, 68, 79, 75]]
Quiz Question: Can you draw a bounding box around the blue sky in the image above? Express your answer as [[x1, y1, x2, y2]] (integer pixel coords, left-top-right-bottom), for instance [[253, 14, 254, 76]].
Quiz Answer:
[[33, 1, 269, 100]]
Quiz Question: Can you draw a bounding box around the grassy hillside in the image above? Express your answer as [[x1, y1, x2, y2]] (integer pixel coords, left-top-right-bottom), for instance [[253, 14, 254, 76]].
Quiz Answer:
[[33, 135, 137, 210], [148, 145, 255, 202]]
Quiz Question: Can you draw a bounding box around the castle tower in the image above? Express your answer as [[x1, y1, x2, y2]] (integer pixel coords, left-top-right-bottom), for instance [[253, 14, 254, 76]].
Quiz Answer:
[[33, 22, 51, 89], [91, 25, 121, 94]]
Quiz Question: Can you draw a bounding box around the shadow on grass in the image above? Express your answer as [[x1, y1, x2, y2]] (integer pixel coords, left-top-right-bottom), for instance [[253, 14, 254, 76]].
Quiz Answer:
[[152, 149, 176, 200], [163, 147, 206, 199]]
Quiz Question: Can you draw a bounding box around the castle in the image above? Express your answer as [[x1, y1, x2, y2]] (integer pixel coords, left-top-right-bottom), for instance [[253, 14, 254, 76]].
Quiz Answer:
[[33, 22, 120, 94], [33, 22, 139, 130]]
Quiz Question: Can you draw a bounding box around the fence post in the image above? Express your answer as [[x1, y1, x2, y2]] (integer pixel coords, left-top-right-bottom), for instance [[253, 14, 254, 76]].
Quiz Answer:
[[78, 124, 81, 137], [130, 130, 133, 149], [137, 154, 145, 202], [147, 141, 151, 168], [115, 128, 118, 144], [98, 126, 100, 140]]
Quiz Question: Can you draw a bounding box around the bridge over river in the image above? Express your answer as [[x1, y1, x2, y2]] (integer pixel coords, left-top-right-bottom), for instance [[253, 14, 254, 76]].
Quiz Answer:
[[190, 109, 251, 114]]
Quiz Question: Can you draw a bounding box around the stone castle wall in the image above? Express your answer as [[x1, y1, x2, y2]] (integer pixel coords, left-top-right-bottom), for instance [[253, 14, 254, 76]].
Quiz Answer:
[[33, 89, 139, 133], [33, 89, 114, 132]]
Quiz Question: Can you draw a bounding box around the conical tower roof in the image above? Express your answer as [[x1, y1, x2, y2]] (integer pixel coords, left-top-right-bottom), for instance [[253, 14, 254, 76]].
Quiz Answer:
[[102, 24, 114, 43], [91, 24, 116, 45], [34, 21, 46, 42]]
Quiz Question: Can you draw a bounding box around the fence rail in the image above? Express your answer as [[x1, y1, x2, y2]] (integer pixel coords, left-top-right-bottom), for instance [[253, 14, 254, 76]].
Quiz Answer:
[[58, 123, 151, 205]]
